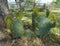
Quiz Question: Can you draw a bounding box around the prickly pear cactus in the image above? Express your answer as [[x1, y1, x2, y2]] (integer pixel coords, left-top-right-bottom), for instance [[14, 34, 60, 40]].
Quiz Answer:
[[36, 16, 53, 36], [11, 19, 24, 38]]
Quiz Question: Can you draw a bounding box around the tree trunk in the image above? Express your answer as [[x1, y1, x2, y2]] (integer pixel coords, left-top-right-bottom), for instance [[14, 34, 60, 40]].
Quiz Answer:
[[15, 0, 21, 11], [0, 0, 9, 16], [15, 0, 20, 8], [15, 0, 24, 12], [0, 1, 11, 46], [0, 0, 9, 30]]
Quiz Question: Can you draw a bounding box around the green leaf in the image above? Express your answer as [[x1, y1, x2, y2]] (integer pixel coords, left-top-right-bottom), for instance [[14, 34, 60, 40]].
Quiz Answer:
[[4, 16, 12, 29], [48, 13, 55, 21]]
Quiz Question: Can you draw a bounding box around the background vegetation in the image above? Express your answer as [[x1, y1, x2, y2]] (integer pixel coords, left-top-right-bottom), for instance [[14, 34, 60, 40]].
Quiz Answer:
[[0, 0, 60, 46]]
